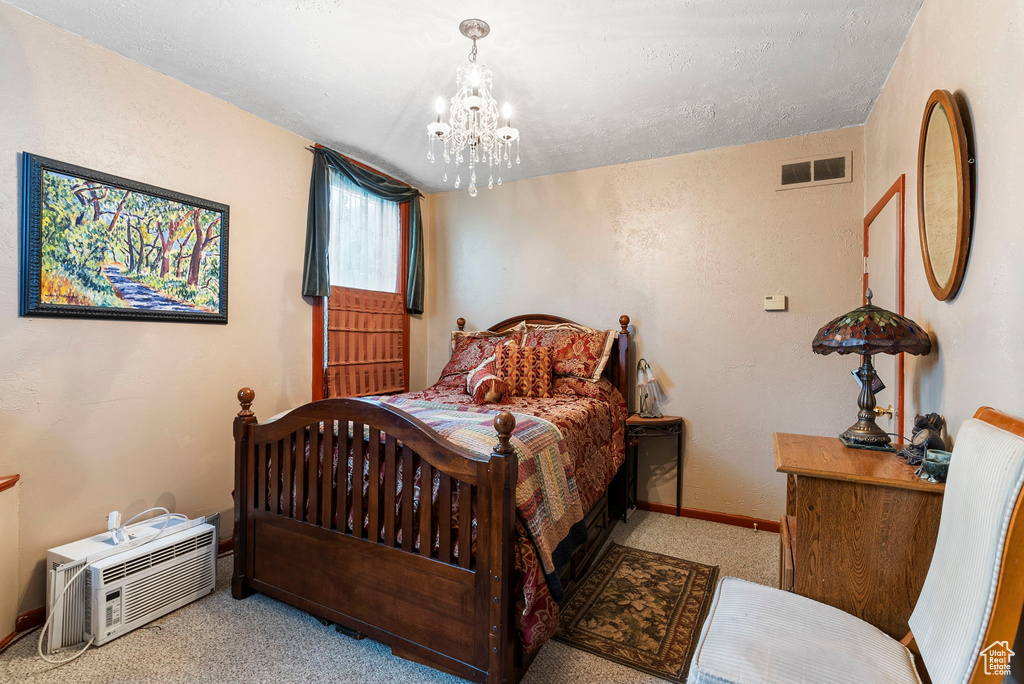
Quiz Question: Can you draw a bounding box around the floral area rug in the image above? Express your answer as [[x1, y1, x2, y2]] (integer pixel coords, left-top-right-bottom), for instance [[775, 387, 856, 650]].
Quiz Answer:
[[553, 543, 720, 683]]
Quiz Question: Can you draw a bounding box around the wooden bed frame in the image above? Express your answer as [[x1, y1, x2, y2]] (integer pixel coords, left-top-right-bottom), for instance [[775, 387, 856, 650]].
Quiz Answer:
[[231, 314, 632, 683]]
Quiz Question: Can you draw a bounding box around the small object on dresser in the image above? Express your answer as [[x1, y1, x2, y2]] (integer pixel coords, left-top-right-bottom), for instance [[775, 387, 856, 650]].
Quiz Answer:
[[916, 448, 952, 483], [636, 358, 663, 419], [897, 413, 947, 465], [811, 289, 932, 451]]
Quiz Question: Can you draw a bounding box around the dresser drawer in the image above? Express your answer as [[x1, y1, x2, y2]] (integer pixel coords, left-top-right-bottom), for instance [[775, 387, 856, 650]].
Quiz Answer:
[[571, 496, 608, 580]]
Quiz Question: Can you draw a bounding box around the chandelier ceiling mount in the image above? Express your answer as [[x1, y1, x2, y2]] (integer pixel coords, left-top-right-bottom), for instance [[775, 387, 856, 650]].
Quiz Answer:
[[458, 18, 490, 42]]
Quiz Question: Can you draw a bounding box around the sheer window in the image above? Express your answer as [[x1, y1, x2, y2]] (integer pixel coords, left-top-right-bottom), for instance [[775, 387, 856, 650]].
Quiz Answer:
[[318, 167, 408, 399], [328, 170, 401, 292]]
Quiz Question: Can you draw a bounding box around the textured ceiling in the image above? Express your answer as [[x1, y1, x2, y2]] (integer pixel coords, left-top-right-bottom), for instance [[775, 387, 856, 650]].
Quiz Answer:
[[8, 0, 922, 193]]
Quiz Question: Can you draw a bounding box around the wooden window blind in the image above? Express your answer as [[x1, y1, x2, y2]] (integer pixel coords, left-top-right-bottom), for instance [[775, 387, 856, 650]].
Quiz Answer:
[[325, 285, 405, 397]]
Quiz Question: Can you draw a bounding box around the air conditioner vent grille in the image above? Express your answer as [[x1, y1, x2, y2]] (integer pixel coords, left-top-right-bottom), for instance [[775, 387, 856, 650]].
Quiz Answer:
[[781, 161, 812, 185], [101, 529, 214, 584], [813, 156, 846, 181], [63, 564, 86, 646], [778, 152, 852, 190], [123, 553, 214, 625]]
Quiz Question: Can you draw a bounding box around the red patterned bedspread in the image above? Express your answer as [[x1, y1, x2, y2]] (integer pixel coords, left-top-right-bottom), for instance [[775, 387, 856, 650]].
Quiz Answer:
[[396, 374, 627, 650]]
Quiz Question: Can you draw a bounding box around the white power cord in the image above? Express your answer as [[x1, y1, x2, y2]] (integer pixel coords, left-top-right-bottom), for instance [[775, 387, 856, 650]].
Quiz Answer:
[[37, 507, 186, 665]]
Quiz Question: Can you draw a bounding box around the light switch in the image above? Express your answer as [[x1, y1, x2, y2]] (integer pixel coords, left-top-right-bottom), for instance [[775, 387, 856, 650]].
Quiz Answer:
[[764, 295, 787, 312]]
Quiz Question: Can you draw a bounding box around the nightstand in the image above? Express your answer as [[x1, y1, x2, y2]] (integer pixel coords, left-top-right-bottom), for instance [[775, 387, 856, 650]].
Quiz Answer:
[[625, 415, 684, 520], [774, 433, 944, 638]]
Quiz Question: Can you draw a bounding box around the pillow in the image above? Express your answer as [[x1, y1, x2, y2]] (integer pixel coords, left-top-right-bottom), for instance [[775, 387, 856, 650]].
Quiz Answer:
[[522, 323, 616, 382], [496, 342, 553, 399], [440, 322, 526, 380], [467, 354, 508, 404], [450, 320, 526, 351]]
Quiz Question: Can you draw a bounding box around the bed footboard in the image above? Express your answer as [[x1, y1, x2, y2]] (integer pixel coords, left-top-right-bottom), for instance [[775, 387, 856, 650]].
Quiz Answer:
[[231, 388, 518, 683]]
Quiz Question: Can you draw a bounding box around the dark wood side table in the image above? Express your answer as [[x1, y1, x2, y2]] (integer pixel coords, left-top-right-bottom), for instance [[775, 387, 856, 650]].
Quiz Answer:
[[774, 433, 945, 638], [626, 415, 684, 520]]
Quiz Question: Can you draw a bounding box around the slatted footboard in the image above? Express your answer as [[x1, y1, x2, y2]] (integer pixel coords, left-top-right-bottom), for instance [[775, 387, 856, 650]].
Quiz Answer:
[[231, 388, 518, 683]]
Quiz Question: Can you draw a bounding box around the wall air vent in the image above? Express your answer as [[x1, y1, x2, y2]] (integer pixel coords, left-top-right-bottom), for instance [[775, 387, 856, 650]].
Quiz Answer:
[[777, 151, 852, 190]]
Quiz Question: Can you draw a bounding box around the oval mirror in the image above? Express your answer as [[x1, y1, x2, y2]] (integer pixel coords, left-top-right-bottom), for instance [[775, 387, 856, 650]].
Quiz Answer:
[[917, 89, 971, 301]]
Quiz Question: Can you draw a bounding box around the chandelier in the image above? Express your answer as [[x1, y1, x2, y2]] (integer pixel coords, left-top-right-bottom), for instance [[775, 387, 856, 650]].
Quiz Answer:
[[427, 19, 520, 196]]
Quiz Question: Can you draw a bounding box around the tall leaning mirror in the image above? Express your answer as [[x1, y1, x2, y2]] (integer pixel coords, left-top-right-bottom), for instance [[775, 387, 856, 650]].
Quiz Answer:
[[917, 89, 972, 301]]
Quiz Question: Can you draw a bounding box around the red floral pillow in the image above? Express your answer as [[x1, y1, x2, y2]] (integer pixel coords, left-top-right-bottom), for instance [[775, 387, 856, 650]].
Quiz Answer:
[[467, 354, 508, 404], [496, 342, 553, 399], [440, 322, 526, 380], [522, 323, 615, 382]]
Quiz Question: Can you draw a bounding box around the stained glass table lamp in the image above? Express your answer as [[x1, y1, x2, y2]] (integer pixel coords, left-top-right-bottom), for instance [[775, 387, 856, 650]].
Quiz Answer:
[[811, 289, 932, 450]]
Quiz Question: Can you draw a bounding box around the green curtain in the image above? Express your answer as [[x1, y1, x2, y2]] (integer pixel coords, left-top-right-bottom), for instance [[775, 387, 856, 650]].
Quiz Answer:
[[302, 145, 425, 314]]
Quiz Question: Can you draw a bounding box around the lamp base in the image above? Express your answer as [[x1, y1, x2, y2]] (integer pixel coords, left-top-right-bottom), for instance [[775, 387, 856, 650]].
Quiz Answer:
[[840, 354, 895, 452], [839, 434, 896, 452]]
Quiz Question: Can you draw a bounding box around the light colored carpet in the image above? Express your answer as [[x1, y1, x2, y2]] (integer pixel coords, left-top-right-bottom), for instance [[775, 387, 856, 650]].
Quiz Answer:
[[0, 511, 777, 683]]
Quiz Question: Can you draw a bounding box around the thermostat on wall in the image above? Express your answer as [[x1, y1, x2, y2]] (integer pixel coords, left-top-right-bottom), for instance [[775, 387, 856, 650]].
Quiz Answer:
[[764, 295, 787, 312]]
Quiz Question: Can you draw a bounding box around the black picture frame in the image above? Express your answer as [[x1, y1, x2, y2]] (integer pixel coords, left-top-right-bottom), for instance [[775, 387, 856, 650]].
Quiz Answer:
[[20, 153, 229, 323]]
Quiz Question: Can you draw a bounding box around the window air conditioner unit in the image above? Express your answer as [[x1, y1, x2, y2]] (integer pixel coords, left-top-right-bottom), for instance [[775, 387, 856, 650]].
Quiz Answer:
[[45, 516, 216, 654]]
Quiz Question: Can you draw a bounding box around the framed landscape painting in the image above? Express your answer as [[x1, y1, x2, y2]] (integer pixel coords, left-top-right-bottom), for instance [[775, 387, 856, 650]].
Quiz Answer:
[[20, 153, 229, 323]]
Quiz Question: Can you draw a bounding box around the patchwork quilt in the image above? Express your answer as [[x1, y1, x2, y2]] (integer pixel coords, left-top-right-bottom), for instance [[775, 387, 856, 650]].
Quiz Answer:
[[378, 396, 588, 599]]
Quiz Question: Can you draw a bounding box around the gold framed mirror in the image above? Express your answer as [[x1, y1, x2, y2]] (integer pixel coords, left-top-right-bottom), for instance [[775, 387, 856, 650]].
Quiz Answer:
[[917, 89, 971, 301]]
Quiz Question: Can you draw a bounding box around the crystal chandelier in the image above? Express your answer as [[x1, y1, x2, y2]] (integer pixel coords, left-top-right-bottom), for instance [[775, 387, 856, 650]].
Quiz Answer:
[[427, 19, 520, 196]]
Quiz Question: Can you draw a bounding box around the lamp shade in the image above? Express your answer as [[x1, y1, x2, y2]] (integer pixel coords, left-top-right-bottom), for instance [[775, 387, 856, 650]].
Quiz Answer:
[[636, 358, 663, 418], [811, 290, 931, 356]]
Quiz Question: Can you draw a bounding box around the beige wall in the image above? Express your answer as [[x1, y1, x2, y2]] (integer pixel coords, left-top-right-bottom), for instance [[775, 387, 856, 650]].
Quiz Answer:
[[424, 126, 865, 519], [864, 0, 1024, 437], [0, 480, 19, 639], [0, 6, 316, 611]]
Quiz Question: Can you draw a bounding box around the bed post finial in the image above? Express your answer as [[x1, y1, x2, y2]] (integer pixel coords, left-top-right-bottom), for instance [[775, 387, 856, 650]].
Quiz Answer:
[[619, 315, 630, 335], [493, 412, 516, 456], [457, 317, 466, 331], [237, 387, 255, 418]]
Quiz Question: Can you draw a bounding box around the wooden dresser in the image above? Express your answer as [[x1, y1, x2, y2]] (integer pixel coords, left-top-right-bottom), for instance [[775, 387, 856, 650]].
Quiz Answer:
[[774, 433, 945, 638]]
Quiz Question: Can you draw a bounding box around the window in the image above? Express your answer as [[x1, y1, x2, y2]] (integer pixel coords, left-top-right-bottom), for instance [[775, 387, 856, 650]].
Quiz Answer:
[[327, 171, 401, 292], [313, 165, 410, 399]]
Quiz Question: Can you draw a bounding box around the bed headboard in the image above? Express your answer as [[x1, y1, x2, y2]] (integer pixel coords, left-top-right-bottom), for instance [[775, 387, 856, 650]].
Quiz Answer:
[[455, 313, 632, 407]]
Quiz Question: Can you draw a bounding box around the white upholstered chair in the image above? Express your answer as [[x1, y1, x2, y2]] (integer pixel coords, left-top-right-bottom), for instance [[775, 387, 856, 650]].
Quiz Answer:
[[688, 407, 1024, 684]]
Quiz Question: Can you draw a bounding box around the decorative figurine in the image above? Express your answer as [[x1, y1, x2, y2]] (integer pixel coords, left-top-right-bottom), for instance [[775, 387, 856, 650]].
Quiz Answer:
[[898, 413, 947, 466]]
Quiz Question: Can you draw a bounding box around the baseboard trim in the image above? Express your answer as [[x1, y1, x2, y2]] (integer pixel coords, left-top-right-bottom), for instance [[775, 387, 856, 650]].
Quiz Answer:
[[14, 605, 44, 634], [218, 537, 233, 557], [0, 629, 16, 651], [636, 500, 780, 533]]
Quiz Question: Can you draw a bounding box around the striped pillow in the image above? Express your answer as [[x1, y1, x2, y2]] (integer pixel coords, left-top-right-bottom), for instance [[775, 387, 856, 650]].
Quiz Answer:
[[496, 342, 553, 399], [467, 354, 507, 404]]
